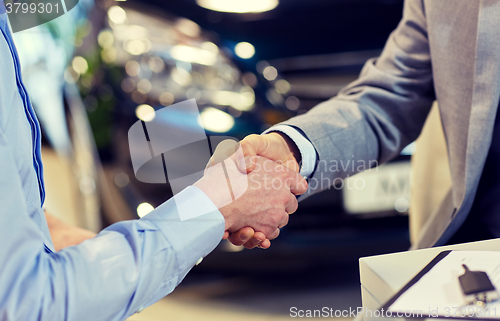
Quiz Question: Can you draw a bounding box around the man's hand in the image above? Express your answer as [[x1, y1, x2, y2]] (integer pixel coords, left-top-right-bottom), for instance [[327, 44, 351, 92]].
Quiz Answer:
[[45, 212, 97, 251], [195, 156, 307, 247], [226, 132, 303, 248], [238, 132, 302, 173]]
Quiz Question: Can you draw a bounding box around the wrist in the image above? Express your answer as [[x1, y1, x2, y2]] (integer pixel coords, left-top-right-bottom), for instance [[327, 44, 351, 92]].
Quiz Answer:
[[268, 132, 302, 165], [193, 175, 235, 230]]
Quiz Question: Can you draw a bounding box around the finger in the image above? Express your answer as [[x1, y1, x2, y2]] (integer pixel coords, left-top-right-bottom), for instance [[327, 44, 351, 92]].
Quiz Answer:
[[239, 134, 268, 172], [268, 228, 280, 240], [285, 194, 299, 215], [242, 231, 266, 249], [278, 212, 290, 229], [243, 236, 264, 249], [230, 144, 253, 174], [258, 239, 271, 249], [288, 171, 308, 195], [252, 231, 267, 241], [227, 227, 255, 246], [223, 231, 229, 239]]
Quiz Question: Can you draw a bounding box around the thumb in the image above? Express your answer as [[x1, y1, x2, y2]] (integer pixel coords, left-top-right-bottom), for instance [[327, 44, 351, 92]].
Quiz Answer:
[[237, 136, 262, 173], [288, 171, 309, 195]]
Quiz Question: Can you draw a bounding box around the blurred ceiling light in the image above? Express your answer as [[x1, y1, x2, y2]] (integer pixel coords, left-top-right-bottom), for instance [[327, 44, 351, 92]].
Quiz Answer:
[[266, 88, 284, 106], [72, 56, 88, 74], [275, 79, 290, 94], [121, 78, 135, 93], [170, 45, 217, 66], [235, 86, 256, 110], [199, 107, 235, 132], [186, 88, 201, 100], [211, 89, 254, 111], [148, 56, 165, 73], [124, 39, 149, 55], [142, 38, 152, 52], [137, 202, 154, 218], [196, 0, 278, 13], [108, 6, 127, 24], [256, 60, 269, 73], [137, 79, 152, 94], [242, 72, 257, 87], [125, 60, 140, 77], [171, 67, 192, 86], [201, 41, 219, 53], [285, 96, 300, 110], [135, 104, 156, 122], [234, 42, 255, 59], [101, 47, 117, 63], [263, 65, 278, 81], [131, 91, 147, 104], [114, 172, 130, 188], [159, 92, 175, 106], [97, 30, 114, 48], [395, 198, 409, 213], [175, 18, 201, 37], [126, 25, 148, 39]]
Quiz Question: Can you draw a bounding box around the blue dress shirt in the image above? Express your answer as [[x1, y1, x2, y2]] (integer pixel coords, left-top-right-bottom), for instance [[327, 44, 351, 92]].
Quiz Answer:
[[0, 4, 225, 320]]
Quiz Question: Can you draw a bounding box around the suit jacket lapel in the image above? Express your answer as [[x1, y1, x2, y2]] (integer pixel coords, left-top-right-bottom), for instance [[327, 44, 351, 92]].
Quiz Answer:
[[463, 0, 500, 209]]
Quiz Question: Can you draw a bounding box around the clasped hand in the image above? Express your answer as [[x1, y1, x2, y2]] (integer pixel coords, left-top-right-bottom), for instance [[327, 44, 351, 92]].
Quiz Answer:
[[194, 133, 306, 249]]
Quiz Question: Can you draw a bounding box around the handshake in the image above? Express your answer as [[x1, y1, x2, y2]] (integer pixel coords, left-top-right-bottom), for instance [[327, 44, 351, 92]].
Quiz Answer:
[[193, 132, 308, 250]]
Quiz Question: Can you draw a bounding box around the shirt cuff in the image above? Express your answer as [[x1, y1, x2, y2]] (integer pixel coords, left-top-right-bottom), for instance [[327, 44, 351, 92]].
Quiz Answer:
[[263, 125, 317, 178], [140, 186, 225, 280]]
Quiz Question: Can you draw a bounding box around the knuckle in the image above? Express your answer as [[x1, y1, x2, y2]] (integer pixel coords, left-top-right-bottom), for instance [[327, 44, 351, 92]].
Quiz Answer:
[[279, 192, 291, 205]]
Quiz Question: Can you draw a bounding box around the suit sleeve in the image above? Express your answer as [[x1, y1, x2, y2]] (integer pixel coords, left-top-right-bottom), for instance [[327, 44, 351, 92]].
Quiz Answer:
[[277, 0, 434, 196], [0, 124, 224, 321]]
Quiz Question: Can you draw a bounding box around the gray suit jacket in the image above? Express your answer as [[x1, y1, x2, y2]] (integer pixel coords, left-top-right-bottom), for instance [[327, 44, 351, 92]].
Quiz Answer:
[[279, 0, 500, 249]]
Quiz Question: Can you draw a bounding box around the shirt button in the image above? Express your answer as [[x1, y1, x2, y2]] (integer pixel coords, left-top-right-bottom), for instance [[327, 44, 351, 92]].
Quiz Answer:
[[195, 257, 203, 265], [136, 307, 144, 313]]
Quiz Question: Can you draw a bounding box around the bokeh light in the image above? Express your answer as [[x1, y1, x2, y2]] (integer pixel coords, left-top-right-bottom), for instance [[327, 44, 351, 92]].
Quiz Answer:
[[235, 42, 255, 59], [200, 107, 235, 132], [196, 0, 279, 13], [263, 65, 278, 81], [135, 104, 156, 122], [108, 6, 127, 24], [137, 202, 154, 218]]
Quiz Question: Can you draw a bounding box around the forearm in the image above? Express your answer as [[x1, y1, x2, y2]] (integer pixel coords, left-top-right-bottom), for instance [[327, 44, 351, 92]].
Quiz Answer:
[[274, 0, 434, 194], [2, 189, 224, 321], [44, 211, 96, 251]]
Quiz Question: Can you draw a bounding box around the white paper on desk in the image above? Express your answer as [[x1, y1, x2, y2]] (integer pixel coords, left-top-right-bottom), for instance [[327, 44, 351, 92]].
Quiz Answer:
[[388, 251, 500, 319]]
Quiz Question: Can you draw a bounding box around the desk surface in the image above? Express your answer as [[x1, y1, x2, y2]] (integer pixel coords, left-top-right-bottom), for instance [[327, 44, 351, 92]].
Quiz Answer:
[[359, 238, 500, 311]]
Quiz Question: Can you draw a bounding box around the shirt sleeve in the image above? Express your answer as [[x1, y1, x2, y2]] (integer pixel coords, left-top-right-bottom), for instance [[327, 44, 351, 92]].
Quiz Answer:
[[263, 124, 318, 178], [0, 126, 225, 321]]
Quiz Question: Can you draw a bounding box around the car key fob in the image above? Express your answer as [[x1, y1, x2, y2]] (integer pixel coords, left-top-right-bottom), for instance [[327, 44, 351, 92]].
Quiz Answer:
[[459, 264, 499, 306]]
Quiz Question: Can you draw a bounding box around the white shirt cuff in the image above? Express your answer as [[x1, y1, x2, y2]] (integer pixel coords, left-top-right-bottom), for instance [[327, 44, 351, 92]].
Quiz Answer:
[[262, 125, 317, 178]]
